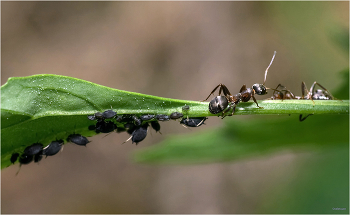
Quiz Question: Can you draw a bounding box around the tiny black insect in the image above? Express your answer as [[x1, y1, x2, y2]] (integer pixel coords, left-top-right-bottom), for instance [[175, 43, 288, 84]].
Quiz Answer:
[[170, 112, 184, 120], [115, 115, 124, 122], [180, 117, 207, 127], [102, 110, 117, 119], [155, 114, 170, 121], [95, 120, 117, 133], [150, 121, 161, 133], [140, 114, 155, 121], [132, 115, 142, 126], [19, 154, 34, 165], [123, 123, 149, 145], [116, 115, 134, 123], [23, 143, 43, 156], [67, 134, 90, 146], [182, 105, 190, 111], [87, 112, 103, 121], [88, 110, 117, 121], [43, 140, 63, 157], [16, 153, 34, 175], [10, 153, 19, 164]]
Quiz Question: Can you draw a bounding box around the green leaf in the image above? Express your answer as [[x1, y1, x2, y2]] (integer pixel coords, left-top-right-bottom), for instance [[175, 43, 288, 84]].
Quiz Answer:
[[1, 74, 349, 169], [1, 74, 204, 169]]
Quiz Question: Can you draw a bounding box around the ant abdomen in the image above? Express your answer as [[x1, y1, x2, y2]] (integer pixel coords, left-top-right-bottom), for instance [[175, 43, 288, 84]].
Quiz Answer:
[[209, 96, 228, 114]]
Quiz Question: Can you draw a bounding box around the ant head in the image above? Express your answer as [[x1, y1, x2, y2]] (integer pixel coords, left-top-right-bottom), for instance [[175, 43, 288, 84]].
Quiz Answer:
[[252, 84, 267, 95]]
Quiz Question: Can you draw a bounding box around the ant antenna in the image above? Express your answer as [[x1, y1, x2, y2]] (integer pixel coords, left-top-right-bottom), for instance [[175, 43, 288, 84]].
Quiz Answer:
[[263, 51, 276, 85]]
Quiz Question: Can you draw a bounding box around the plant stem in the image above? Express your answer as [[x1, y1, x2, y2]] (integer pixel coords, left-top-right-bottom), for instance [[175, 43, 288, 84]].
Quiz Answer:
[[187, 100, 349, 117]]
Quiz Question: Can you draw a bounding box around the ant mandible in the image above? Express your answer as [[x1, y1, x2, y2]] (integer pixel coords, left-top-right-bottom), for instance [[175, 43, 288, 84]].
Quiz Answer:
[[203, 51, 277, 118]]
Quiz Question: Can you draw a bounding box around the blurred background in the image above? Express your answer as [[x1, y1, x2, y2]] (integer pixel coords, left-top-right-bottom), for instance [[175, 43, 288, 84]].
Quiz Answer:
[[1, 1, 349, 213]]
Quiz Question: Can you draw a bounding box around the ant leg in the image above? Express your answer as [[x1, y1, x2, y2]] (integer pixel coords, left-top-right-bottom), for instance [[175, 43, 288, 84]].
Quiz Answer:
[[221, 105, 232, 119], [285, 89, 296, 99], [220, 84, 232, 97], [299, 114, 314, 122], [302, 82, 315, 105], [310, 81, 335, 100], [301, 82, 308, 99], [252, 95, 263, 108], [239, 85, 247, 93], [202, 84, 224, 101], [228, 104, 237, 117]]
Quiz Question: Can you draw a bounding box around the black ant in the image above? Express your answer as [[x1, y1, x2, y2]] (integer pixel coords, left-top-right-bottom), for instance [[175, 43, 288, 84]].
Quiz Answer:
[[270, 82, 335, 121], [270, 82, 335, 103], [203, 51, 277, 118]]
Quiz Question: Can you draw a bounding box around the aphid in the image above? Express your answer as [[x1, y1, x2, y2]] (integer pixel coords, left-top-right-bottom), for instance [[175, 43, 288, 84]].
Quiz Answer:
[[23, 143, 43, 156], [67, 134, 90, 146], [140, 114, 155, 121], [16, 154, 34, 175], [18, 154, 34, 165], [170, 112, 183, 120], [132, 115, 142, 126], [117, 115, 134, 123], [180, 117, 207, 127], [155, 114, 170, 121], [115, 115, 124, 122], [88, 110, 116, 121], [150, 121, 161, 133], [203, 51, 277, 118], [10, 153, 19, 164], [102, 110, 117, 119], [182, 105, 190, 111], [43, 141, 63, 157], [123, 123, 149, 145], [95, 120, 117, 133], [87, 112, 103, 121]]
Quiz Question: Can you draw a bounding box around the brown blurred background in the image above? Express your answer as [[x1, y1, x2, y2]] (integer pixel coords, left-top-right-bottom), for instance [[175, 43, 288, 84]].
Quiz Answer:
[[1, 1, 348, 213]]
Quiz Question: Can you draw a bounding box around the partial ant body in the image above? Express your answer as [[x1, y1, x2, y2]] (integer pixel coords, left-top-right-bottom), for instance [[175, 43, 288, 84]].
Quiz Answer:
[[270, 82, 335, 122], [270, 82, 335, 102], [203, 51, 277, 118]]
